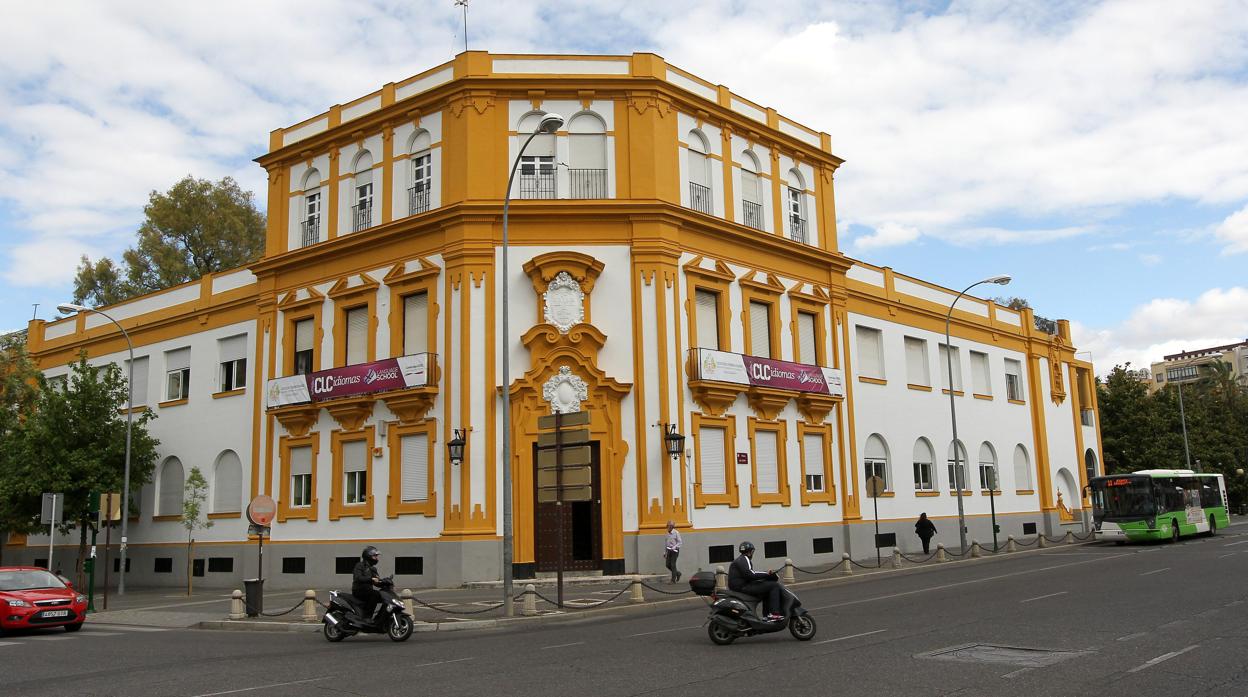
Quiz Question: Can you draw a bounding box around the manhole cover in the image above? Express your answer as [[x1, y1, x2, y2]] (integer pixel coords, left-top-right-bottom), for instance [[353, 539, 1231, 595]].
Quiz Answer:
[[920, 643, 1090, 668]]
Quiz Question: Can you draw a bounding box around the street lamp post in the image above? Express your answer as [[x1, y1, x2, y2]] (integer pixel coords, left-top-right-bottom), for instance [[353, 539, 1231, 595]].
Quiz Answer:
[[501, 112, 564, 617], [943, 275, 1010, 554], [1166, 366, 1194, 470], [57, 303, 133, 595]]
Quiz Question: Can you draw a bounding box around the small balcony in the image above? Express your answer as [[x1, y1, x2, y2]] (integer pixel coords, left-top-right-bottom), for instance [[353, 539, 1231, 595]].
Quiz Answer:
[[351, 203, 372, 232], [408, 186, 430, 215], [519, 171, 556, 199], [300, 217, 320, 247], [689, 182, 712, 215], [742, 201, 764, 230], [568, 169, 607, 199], [790, 216, 807, 244]]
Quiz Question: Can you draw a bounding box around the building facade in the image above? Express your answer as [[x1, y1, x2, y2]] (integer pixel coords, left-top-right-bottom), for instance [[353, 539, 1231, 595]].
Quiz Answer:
[[14, 52, 1102, 589], [1149, 340, 1248, 393]]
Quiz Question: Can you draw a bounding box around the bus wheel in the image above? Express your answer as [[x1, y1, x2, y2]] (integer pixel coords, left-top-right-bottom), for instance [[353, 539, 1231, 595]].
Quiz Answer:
[[1171, 521, 1181, 544]]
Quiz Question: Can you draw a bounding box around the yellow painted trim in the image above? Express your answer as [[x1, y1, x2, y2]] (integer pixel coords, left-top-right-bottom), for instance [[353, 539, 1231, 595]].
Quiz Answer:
[[1008, 398, 1026, 405], [973, 393, 993, 401], [980, 490, 1002, 495], [329, 276, 379, 367], [740, 284, 782, 359], [387, 419, 438, 517], [1026, 353, 1054, 510], [836, 305, 861, 520], [329, 426, 376, 520], [1015, 489, 1035, 495], [213, 388, 246, 400], [858, 376, 887, 386], [384, 261, 440, 359], [871, 491, 896, 498], [788, 295, 829, 366], [683, 263, 733, 352], [747, 417, 790, 506], [941, 389, 966, 397], [158, 398, 188, 409], [915, 491, 941, 497], [151, 514, 183, 522], [907, 384, 932, 392], [692, 412, 738, 508], [281, 299, 324, 376], [278, 432, 320, 522], [207, 511, 241, 520]]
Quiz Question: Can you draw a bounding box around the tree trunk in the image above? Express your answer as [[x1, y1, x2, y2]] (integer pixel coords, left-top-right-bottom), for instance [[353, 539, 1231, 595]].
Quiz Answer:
[[186, 536, 194, 596]]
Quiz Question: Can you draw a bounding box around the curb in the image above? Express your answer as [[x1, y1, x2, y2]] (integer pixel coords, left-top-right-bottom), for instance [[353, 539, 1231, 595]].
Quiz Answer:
[[195, 618, 500, 633]]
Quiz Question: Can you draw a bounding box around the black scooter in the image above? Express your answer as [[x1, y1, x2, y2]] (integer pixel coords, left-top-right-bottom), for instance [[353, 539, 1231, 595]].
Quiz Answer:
[[323, 576, 414, 642], [692, 571, 817, 645]]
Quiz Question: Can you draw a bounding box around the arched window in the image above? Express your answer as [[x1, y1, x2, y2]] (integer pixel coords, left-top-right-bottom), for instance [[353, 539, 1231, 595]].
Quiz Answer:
[[351, 150, 374, 232], [686, 130, 712, 214], [213, 450, 243, 513], [740, 150, 764, 230], [408, 130, 432, 214], [912, 438, 935, 491], [978, 442, 999, 491], [864, 434, 890, 491], [1013, 444, 1032, 490], [301, 168, 322, 246], [158, 456, 185, 516], [568, 112, 607, 199], [786, 168, 807, 243], [1084, 449, 1098, 483], [517, 112, 556, 199], [947, 440, 968, 491]]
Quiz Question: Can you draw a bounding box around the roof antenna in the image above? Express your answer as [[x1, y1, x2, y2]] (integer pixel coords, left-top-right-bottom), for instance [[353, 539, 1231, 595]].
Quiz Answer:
[[32, 303, 39, 320], [455, 0, 468, 53]]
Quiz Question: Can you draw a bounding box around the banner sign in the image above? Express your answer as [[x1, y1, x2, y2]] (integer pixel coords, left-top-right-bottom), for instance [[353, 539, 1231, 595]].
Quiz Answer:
[[692, 348, 844, 397], [266, 353, 434, 408]]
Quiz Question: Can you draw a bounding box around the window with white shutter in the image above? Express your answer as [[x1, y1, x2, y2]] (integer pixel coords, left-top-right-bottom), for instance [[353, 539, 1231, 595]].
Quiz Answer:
[[158, 457, 184, 516], [403, 293, 428, 355], [294, 319, 314, 375], [290, 446, 312, 507], [699, 426, 726, 495], [939, 344, 963, 392], [904, 337, 929, 386], [127, 356, 149, 406], [345, 307, 368, 365], [342, 440, 367, 504], [749, 301, 772, 358], [856, 326, 884, 379], [695, 289, 720, 350], [802, 433, 825, 492], [797, 312, 817, 365], [755, 430, 779, 494], [400, 433, 429, 502], [218, 335, 247, 392], [971, 351, 991, 395], [164, 348, 190, 401], [213, 450, 243, 513], [1005, 359, 1023, 401]]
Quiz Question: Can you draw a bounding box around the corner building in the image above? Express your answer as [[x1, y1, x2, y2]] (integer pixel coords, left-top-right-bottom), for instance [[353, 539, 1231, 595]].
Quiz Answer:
[[19, 52, 1103, 589]]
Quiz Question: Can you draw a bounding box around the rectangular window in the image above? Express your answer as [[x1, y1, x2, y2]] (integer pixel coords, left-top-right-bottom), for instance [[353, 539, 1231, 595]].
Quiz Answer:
[[282, 557, 306, 574], [1005, 358, 1023, 401], [303, 192, 321, 247], [904, 337, 929, 387], [979, 461, 998, 490], [395, 557, 424, 575], [335, 557, 357, 575], [353, 182, 373, 232], [218, 335, 247, 392], [970, 351, 991, 396], [207, 557, 233, 573], [797, 311, 817, 365], [749, 301, 772, 358], [947, 461, 967, 491], [154, 558, 173, 573], [342, 440, 368, 505], [864, 459, 889, 490], [764, 541, 787, 559], [403, 292, 428, 355], [400, 433, 429, 502], [126, 356, 149, 406], [939, 344, 963, 392], [855, 326, 884, 379], [519, 155, 556, 198], [913, 460, 934, 491], [164, 348, 190, 401], [812, 537, 835, 554], [695, 289, 721, 350], [699, 425, 727, 495], [409, 154, 432, 214], [294, 319, 314, 375], [708, 545, 734, 564], [787, 187, 806, 243], [344, 306, 368, 365], [755, 430, 779, 494], [802, 433, 825, 492], [290, 445, 313, 507]]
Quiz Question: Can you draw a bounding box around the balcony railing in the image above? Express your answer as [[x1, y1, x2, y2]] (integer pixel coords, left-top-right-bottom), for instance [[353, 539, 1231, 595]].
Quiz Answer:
[[689, 182, 712, 214], [519, 172, 556, 199], [742, 201, 764, 230], [352, 203, 372, 232], [790, 216, 807, 244], [568, 169, 607, 199], [300, 217, 320, 247], [408, 186, 430, 215]]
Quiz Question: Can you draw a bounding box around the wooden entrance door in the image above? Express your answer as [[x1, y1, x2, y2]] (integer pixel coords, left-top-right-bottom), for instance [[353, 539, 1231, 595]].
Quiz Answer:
[[534, 441, 602, 572]]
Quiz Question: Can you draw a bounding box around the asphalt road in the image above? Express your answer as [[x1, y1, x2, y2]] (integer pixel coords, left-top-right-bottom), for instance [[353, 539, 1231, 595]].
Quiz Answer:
[[6, 528, 1248, 697]]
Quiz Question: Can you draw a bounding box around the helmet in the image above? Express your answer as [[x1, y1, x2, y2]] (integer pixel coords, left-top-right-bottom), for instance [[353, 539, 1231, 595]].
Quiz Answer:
[[738, 541, 755, 554], [362, 546, 380, 562]]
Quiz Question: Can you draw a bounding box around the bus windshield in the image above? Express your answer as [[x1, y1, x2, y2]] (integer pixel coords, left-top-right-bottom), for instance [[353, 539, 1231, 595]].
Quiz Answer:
[[1091, 477, 1154, 519]]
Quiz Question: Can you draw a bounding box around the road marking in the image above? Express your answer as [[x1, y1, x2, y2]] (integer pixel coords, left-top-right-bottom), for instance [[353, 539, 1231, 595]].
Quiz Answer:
[[0, 642, 17, 648], [1219, 553, 1237, 558], [79, 631, 122, 637], [1021, 591, 1068, 604], [1117, 632, 1148, 641], [627, 625, 700, 638], [813, 629, 887, 645], [26, 635, 72, 641], [541, 641, 585, 650], [190, 677, 331, 696], [1140, 568, 1170, 576], [86, 624, 169, 632], [408, 657, 475, 668], [1127, 644, 1199, 674], [1221, 539, 1248, 546], [1159, 619, 1189, 630], [1003, 667, 1034, 679]]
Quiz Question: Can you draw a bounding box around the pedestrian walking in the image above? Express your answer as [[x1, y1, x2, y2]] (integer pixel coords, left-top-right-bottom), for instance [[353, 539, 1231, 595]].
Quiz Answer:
[[915, 512, 937, 555], [664, 521, 682, 583]]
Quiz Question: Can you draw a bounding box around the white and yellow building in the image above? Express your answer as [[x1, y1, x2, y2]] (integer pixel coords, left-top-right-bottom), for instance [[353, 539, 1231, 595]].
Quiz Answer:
[[16, 52, 1103, 589]]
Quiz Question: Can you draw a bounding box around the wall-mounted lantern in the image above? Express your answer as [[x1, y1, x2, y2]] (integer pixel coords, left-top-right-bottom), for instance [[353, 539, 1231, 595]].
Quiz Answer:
[[662, 423, 685, 460], [447, 429, 467, 467]]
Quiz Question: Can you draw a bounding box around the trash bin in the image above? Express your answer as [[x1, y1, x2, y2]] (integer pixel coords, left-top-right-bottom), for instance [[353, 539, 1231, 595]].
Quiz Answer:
[[243, 578, 264, 617]]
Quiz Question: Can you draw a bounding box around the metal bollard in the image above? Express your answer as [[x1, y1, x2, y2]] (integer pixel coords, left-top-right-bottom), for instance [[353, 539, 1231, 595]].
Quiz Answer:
[[630, 575, 645, 604], [781, 559, 796, 584], [1037, 534, 1047, 548], [936, 543, 947, 562], [229, 589, 245, 620], [1007, 536, 1017, 553], [302, 589, 319, 622], [892, 547, 902, 569], [715, 565, 727, 591], [1065, 530, 1074, 544], [522, 584, 537, 616], [971, 540, 981, 558], [840, 553, 852, 575], [401, 588, 415, 617]]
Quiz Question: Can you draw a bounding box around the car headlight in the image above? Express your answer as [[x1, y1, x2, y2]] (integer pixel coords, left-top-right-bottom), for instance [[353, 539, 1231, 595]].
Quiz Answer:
[[5, 599, 31, 608], [76, 595, 87, 604]]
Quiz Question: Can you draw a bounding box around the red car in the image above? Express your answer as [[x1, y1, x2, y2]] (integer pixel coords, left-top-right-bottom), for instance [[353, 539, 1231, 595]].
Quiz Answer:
[[0, 567, 88, 634]]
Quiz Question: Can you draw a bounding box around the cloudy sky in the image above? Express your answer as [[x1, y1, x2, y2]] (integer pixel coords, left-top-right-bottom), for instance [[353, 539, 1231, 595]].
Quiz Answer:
[[2, 0, 1246, 374]]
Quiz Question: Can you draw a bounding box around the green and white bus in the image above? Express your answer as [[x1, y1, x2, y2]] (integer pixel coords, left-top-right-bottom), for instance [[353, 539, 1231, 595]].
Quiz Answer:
[[1090, 469, 1229, 543]]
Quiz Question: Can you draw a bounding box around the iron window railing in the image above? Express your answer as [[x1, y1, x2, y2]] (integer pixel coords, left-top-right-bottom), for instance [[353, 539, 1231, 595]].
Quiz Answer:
[[689, 182, 712, 214], [408, 186, 430, 215], [790, 216, 807, 244], [300, 217, 320, 247], [519, 171, 557, 199], [352, 203, 372, 232], [568, 169, 607, 199], [742, 201, 764, 230]]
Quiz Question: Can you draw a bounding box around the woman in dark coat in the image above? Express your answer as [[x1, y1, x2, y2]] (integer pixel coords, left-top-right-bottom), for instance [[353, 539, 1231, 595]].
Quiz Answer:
[[915, 513, 937, 554]]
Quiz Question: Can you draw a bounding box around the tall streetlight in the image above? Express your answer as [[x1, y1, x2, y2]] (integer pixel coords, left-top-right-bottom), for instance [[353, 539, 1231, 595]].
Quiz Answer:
[[57, 303, 134, 595], [943, 275, 1011, 554], [1165, 365, 1195, 470], [501, 112, 564, 617]]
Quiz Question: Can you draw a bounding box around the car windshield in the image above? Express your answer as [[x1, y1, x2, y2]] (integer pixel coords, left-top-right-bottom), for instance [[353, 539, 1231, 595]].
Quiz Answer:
[[0, 570, 67, 591]]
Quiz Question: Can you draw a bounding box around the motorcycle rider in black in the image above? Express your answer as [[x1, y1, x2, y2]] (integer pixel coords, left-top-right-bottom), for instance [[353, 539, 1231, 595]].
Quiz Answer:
[[352, 546, 383, 617], [728, 541, 783, 621]]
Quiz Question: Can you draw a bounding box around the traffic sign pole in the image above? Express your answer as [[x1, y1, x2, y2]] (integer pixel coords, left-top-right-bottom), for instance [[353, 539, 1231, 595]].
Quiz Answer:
[[556, 411, 564, 609]]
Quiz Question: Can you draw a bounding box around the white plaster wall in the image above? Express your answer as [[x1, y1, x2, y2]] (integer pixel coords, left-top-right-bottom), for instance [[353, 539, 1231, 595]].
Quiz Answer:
[[666, 71, 717, 101], [212, 269, 257, 294], [1043, 359, 1081, 509], [494, 59, 629, 75], [395, 66, 453, 102], [341, 94, 382, 124], [43, 320, 77, 340], [469, 276, 488, 514], [847, 265, 885, 286], [83, 285, 201, 328], [283, 116, 329, 147]]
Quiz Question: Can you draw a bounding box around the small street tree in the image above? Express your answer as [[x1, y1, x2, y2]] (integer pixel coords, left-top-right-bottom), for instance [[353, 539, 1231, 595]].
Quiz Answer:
[[0, 333, 41, 565], [182, 467, 212, 595]]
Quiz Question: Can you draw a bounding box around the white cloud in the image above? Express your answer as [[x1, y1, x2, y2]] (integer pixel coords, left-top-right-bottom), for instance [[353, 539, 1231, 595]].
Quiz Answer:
[[1214, 203, 1248, 254], [1138, 253, 1162, 266], [853, 222, 920, 249]]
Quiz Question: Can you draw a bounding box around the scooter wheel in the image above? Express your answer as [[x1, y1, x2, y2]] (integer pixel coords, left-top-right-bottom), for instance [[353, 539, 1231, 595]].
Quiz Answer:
[[388, 614, 414, 642], [323, 615, 347, 642], [789, 613, 816, 641], [708, 622, 736, 645]]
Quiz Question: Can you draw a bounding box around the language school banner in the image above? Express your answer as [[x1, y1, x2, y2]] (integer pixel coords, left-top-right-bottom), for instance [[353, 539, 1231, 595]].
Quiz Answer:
[[266, 354, 433, 408], [692, 348, 844, 397]]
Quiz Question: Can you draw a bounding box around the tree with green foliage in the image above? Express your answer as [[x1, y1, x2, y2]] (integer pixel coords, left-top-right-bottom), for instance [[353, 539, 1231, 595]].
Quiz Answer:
[[73, 175, 266, 307], [0, 333, 41, 564], [992, 296, 1032, 311], [182, 466, 211, 595], [1097, 364, 1173, 474]]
